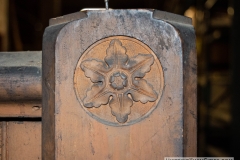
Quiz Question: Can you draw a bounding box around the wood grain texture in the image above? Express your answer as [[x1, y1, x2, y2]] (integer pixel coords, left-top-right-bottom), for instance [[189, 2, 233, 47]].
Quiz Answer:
[[0, 102, 41, 117], [0, 122, 6, 160], [74, 36, 164, 126], [42, 23, 66, 160], [42, 11, 87, 160], [178, 24, 197, 157], [0, 52, 42, 118], [42, 9, 196, 159], [153, 10, 197, 156], [0, 52, 42, 101], [0, 122, 41, 160], [49, 11, 87, 26]]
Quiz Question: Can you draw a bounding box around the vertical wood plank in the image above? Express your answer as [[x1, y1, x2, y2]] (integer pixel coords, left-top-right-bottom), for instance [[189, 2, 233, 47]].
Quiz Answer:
[[0, 122, 7, 160], [0, 0, 9, 51], [153, 10, 197, 156], [0, 122, 41, 160], [43, 9, 197, 159], [42, 23, 69, 160]]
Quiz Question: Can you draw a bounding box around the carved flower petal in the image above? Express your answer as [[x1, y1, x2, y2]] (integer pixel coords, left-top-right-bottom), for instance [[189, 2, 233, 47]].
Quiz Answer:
[[129, 79, 158, 104], [109, 93, 133, 123], [81, 59, 109, 83], [105, 39, 128, 68], [126, 54, 154, 78], [83, 83, 113, 108]]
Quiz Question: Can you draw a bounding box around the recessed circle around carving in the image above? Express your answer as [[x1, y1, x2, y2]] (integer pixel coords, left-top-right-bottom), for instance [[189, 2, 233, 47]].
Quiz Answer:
[[74, 36, 164, 126]]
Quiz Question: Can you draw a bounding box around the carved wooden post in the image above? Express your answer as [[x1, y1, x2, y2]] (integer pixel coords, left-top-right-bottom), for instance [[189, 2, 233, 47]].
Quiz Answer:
[[42, 10, 197, 159]]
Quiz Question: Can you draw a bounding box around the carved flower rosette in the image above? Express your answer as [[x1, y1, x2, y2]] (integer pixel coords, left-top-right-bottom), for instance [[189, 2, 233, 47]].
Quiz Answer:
[[74, 36, 164, 125]]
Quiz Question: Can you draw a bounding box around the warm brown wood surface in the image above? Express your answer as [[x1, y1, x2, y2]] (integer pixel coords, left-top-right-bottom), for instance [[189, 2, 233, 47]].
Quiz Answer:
[[42, 14, 90, 158], [42, 23, 68, 160], [0, 102, 41, 118], [153, 10, 197, 157], [0, 122, 41, 160], [43, 9, 196, 159], [0, 51, 42, 101], [74, 36, 164, 125], [0, 51, 42, 118]]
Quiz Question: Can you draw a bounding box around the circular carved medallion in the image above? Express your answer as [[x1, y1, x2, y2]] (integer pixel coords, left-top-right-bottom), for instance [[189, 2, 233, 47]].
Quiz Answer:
[[74, 36, 164, 126]]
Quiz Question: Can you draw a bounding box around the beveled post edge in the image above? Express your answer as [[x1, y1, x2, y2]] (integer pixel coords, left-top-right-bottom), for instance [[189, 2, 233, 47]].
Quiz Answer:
[[153, 10, 197, 156]]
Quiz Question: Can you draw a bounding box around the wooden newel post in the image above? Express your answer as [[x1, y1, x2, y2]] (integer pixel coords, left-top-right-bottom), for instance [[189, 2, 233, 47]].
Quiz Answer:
[[42, 9, 197, 159]]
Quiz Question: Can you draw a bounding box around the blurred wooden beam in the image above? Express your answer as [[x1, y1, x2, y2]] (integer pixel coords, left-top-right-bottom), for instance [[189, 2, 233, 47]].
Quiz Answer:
[[53, 0, 62, 17], [40, 0, 62, 28], [232, 0, 240, 159], [9, 0, 23, 51], [0, 0, 9, 51]]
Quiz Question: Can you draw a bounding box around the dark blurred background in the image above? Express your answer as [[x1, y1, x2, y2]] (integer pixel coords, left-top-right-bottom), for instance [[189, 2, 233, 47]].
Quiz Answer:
[[0, 0, 239, 158]]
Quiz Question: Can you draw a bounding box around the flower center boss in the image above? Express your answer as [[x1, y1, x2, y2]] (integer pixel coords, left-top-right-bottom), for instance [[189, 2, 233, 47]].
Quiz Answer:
[[74, 36, 164, 126]]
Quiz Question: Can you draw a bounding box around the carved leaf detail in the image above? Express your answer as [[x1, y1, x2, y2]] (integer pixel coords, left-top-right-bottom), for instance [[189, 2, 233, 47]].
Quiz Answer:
[[81, 59, 109, 83], [127, 54, 154, 78], [109, 93, 133, 123], [105, 39, 128, 68], [83, 83, 112, 108], [80, 39, 159, 123], [129, 79, 158, 104]]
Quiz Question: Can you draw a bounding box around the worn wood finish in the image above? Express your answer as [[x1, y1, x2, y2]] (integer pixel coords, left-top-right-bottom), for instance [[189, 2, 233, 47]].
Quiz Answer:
[[43, 9, 196, 159], [42, 12, 89, 157], [0, 52, 42, 101], [74, 36, 164, 126], [0, 102, 41, 118], [153, 10, 197, 157], [0, 122, 41, 160], [42, 12, 87, 160], [42, 24, 66, 160], [49, 11, 87, 26], [0, 52, 42, 118]]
